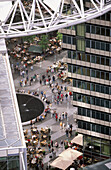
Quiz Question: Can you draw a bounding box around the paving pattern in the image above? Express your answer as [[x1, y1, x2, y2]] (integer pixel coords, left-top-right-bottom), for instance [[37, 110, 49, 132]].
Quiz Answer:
[[11, 50, 77, 168]]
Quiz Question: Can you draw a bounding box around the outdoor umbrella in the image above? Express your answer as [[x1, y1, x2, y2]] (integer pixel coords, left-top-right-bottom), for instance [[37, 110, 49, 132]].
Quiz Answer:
[[50, 156, 73, 170], [71, 134, 83, 146], [59, 148, 82, 161]]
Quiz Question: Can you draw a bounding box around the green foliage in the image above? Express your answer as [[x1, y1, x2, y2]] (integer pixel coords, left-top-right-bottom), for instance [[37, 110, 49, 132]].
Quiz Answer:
[[56, 32, 63, 41], [38, 34, 49, 53], [22, 35, 36, 43]]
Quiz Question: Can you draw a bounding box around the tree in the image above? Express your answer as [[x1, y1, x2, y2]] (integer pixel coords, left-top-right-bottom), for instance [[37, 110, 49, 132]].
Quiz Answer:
[[22, 35, 36, 43], [38, 34, 49, 53], [56, 32, 63, 41]]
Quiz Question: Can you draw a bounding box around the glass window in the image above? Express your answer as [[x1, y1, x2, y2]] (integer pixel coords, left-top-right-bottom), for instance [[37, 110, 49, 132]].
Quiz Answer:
[[73, 66, 76, 73], [68, 36, 71, 44], [91, 97, 95, 105], [92, 110, 95, 118], [106, 58, 109, 66], [86, 54, 90, 62], [87, 109, 90, 117], [73, 51, 76, 59], [86, 40, 90, 48], [106, 28, 110, 36], [92, 124, 95, 131], [87, 82, 90, 90], [96, 70, 100, 78], [68, 64, 72, 72], [83, 122, 86, 129], [72, 37, 76, 45], [96, 84, 100, 92], [86, 24, 90, 33], [77, 52, 82, 60], [87, 123, 90, 130], [63, 35, 66, 43], [73, 93, 77, 101], [91, 55, 95, 63], [86, 68, 90, 76], [91, 41, 95, 48], [77, 39, 85, 51], [96, 41, 100, 50], [91, 83, 95, 91], [101, 27, 105, 35], [105, 86, 109, 94], [91, 69, 95, 77], [96, 56, 100, 64], [83, 108, 86, 116], [96, 98, 100, 106], [101, 42, 105, 50], [101, 72, 104, 79], [73, 79, 76, 87], [82, 81, 86, 89], [96, 27, 100, 34], [101, 113, 104, 120], [91, 25, 95, 34], [82, 53, 85, 61], [101, 85, 104, 93], [68, 51, 71, 58], [106, 73, 109, 80], [101, 99, 104, 107], [77, 24, 85, 36], [96, 125, 100, 133], [106, 43, 109, 51], [105, 100, 109, 108], [78, 94, 82, 102], [101, 57, 105, 65]]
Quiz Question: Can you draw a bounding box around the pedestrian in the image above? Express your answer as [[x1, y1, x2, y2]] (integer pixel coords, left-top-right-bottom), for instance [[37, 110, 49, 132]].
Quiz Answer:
[[62, 112, 64, 120], [60, 121, 62, 129], [26, 68, 28, 75], [69, 128, 72, 137], [51, 140, 53, 147], [65, 112, 68, 119], [40, 79, 42, 85], [70, 124, 73, 131], [31, 65, 33, 71], [65, 128, 69, 137], [63, 123, 65, 130], [69, 91, 72, 97], [55, 113, 58, 121], [65, 93, 68, 100], [48, 143, 51, 152]]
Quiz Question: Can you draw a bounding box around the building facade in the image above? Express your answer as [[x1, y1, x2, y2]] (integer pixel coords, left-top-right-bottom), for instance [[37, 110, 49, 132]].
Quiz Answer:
[[59, 2, 111, 162]]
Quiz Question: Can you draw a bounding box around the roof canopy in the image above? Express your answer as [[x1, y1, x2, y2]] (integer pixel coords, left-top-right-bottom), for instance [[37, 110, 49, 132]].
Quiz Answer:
[[59, 148, 82, 161], [71, 134, 83, 146], [50, 156, 73, 170], [28, 45, 43, 54]]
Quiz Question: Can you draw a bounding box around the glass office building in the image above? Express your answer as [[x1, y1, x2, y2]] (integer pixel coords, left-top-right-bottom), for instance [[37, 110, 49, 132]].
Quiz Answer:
[[0, 39, 27, 170], [59, 1, 111, 162]]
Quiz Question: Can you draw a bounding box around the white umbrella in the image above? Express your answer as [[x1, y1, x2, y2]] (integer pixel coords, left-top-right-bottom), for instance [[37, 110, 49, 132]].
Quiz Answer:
[[71, 134, 83, 146], [59, 148, 82, 161], [50, 156, 73, 170]]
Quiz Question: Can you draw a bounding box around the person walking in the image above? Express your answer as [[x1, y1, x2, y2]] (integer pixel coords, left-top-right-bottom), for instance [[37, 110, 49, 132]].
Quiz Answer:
[[65, 128, 69, 138], [60, 121, 62, 129]]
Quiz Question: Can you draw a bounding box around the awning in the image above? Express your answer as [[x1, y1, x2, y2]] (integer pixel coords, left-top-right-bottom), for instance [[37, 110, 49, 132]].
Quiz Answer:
[[50, 156, 73, 170], [71, 134, 83, 146], [28, 45, 43, 54], [59, 148, 82, 161]]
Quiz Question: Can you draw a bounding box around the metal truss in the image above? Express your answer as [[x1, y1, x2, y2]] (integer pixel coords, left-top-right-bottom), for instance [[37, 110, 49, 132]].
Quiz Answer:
[[0, 0, 111, 38]]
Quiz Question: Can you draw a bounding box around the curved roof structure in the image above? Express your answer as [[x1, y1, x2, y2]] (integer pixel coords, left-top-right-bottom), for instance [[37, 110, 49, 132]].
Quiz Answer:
[[0, 39, 25, 157], [0, 0, 110, 38]]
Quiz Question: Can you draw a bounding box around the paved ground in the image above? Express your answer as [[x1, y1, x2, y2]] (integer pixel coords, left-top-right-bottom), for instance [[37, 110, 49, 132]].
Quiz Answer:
[[10, 49, 77, 169]]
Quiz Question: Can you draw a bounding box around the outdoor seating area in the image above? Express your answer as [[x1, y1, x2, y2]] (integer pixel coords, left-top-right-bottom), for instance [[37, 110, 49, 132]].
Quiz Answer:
[[24, 125, 51, 168]]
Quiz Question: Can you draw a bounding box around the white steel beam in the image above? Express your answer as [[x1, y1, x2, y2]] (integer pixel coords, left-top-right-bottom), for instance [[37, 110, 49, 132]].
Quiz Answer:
[[0, 0, 110, 38]]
